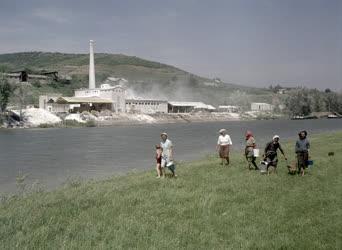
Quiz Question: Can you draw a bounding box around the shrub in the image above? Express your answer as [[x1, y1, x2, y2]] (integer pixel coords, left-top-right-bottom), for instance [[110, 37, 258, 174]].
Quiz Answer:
[[85, 120, 96, 127]]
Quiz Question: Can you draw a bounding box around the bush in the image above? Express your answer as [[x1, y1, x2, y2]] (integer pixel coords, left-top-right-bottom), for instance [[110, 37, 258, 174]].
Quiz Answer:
[[65, 120, 84, 127], [91, 110, 99, 117], [85, 120, 96, 127], [38, 123, 55, 128]]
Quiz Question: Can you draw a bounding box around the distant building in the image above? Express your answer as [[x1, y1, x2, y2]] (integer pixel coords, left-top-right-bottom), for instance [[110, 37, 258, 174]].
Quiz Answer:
[[74, 84, 126, 113], [278, 89, 287, 94], [126, 99, 168, 114], [251, 102, 274, 112], [3, 71, 59, 84], [56, 96, 113, 113], [218, 105, 239, 113], [105, 77, 128, 86], [168, 102, 216, 113], [39, 95, 69, 113]]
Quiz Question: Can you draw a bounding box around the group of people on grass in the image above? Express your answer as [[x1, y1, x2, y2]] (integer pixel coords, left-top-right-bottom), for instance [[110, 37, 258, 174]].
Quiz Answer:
[[155, 129, 310, 178], [218, 129, 311, 176]]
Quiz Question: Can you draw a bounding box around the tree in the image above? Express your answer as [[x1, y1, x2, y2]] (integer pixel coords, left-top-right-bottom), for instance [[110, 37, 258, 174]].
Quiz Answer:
[[325, 92, 342, 113], [0, 74, 14, 123], [13, 84, 33, 121], [227, 90, 250, 111], [284, 89, 312, 116]]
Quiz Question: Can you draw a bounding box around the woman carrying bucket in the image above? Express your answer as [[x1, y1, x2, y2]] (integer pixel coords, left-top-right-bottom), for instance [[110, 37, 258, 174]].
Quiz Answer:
[[295, 130, 310, 176], [245, 130, 259, 170], [263, 135, 287, 174]]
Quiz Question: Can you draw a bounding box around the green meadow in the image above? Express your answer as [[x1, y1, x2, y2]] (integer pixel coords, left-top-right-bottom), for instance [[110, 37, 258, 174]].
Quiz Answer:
[[1, 132, 341, 249]]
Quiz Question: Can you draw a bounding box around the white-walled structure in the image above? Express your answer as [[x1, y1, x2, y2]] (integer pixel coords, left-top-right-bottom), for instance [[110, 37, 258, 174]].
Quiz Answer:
[[39, 95, 69, 113], [251, 102, 274, 111], [75, 84, 126, 113], [218, 105, 240, 113], [126, 99, 168, 114], [168, 102, 216, 113]]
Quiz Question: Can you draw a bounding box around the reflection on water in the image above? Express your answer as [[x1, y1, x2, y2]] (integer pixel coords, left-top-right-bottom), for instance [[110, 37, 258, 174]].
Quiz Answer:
[[0, 119, 341, 192]]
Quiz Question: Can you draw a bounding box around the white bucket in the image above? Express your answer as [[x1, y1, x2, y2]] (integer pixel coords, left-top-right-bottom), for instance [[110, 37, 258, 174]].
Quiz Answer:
[[253, 149, 260, 157]]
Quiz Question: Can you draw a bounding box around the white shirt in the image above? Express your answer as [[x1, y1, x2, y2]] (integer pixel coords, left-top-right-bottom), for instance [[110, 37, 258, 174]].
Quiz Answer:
[[217, 134, 232, 146], [160, 139, 173, 157]]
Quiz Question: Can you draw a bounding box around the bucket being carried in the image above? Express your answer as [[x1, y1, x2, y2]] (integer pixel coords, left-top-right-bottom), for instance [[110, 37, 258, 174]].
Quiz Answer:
[[253, 149, 260, 157], [259, 161, 268, 174]]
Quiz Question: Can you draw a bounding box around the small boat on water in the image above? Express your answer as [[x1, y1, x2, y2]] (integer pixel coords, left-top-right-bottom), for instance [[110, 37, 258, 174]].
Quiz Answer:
[[327, 114, 342, 119], [291, 115, 317, 120]]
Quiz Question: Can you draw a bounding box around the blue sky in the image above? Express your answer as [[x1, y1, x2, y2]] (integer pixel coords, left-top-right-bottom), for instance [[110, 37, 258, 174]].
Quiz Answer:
[[1, 0, 341, 90]]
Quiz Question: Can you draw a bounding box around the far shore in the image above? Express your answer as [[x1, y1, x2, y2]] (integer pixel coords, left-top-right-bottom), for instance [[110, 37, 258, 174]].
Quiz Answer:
[[2, 111, 285, 129]]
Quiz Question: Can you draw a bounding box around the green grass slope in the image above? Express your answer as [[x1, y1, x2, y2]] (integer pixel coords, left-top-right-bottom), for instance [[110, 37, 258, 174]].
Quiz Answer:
[[1, 132, 341, 249]]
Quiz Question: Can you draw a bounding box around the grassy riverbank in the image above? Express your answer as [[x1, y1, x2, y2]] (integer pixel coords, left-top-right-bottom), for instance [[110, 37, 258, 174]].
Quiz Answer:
[[1, 132, 341, 249]]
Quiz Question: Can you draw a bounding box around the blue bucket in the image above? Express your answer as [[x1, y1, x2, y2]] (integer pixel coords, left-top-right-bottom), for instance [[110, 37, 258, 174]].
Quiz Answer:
[[307, 160, 314, 166]]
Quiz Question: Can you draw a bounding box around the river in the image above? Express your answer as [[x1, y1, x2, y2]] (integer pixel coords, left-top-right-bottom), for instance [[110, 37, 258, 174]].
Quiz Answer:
[[1, 119, 341, 193]]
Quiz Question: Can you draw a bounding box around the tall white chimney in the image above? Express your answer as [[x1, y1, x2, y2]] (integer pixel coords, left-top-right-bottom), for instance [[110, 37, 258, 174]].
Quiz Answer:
[[89, 40, 96, 89]]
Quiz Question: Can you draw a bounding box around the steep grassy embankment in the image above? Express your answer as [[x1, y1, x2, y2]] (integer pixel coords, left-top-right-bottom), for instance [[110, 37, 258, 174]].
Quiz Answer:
[[1, 132, 340, 249]]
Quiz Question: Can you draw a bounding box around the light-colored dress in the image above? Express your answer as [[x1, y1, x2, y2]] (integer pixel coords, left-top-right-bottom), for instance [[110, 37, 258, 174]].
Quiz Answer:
[[245, 136, 256, 160], [217, 134, 232, 158], [160, 139, 173, 167]]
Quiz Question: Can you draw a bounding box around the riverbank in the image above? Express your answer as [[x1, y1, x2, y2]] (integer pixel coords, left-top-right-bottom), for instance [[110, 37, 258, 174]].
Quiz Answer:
[[3, 108, 285, 128], [1, 132, 341, 249]]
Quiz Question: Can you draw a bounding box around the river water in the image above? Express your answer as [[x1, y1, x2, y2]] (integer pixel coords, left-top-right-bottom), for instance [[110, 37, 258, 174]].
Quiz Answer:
[[1, 119, 341, 193]]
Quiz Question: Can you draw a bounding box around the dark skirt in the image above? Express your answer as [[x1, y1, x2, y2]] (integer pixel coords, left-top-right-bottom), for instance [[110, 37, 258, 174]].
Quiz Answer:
[[219, 145, 229, 158], [297, 152, 309, 169]]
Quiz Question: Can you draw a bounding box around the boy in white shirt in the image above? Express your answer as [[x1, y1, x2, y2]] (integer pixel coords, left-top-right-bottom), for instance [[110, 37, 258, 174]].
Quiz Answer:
[[216, 129, 233, 166]]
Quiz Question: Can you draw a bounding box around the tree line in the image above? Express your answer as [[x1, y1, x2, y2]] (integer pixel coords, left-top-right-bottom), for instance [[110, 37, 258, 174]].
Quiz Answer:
[[284, 88, 342, 116]]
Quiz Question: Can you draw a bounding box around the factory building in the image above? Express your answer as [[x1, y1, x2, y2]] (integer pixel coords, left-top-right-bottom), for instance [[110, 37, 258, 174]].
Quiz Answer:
[[74, 83, 126, 113], [39, 95, 69, 113], [39, 40, 125, 113], [251, 102, 274, 111], [168, 102, 216, 113], [4, 71, 59, 84], [218, 105, 240, 113], [126, 99, 168, 114]]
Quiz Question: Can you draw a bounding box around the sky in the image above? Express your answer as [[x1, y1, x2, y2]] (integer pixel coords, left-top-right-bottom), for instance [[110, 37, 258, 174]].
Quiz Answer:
[[0, 0, 341, 90]]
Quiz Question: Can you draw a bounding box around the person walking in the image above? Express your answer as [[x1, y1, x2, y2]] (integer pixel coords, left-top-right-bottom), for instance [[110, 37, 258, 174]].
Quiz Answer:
[[155, 145, 163, 178], [216, 129, 233, 166], [245, 130, 258, 170], [263, 135, 287, 174], [160, 132, 176, 177], [295, 130, 310, 176]]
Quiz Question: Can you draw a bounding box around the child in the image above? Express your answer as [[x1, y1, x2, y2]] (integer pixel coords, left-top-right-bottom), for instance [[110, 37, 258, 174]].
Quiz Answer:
[[155, 145, 163, 178]]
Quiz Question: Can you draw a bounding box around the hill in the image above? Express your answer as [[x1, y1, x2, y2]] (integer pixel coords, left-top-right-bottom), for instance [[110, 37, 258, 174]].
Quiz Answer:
[[0, 131, 341, 249], [0, 52, 273, 106]]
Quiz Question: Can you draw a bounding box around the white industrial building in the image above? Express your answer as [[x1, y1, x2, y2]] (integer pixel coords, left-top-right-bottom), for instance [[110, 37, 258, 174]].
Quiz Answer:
[[218, 105, 239, 113], [39, 40, 126, 113], [39, 40, 217, 116], [251, 102, 274, 111], [168, 102, 216, 113], [126, 99, 168, 114], [74, 83, 126, 113], [39, 95, 68, 113]]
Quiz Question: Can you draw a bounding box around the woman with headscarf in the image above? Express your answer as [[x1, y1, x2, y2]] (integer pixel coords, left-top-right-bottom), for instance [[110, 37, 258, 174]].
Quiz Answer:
[[245, 130, 258, 170], [263, 135, 287, 174], [216, 129, 233, 166], [295, 130, 310, 176]]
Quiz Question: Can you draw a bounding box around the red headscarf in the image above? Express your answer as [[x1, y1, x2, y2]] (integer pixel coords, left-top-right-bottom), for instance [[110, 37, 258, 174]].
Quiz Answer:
[[245, 130, 253, 140]]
